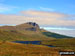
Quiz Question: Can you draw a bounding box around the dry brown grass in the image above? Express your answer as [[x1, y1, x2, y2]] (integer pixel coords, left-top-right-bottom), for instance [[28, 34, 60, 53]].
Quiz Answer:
[[0, 42, 61, 56]]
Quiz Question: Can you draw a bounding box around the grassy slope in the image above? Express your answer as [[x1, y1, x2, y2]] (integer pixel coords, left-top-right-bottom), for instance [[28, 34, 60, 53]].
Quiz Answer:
[[0, 23, 73, 41], [0, 29, 26, 41], [0, 23, 75, 53], [0, 29, 54, 41], [41, 29, 75, 51], [42, 32, 73, 39], [0, 23, 55, 41], [42, 38, 75, 51], [0, 42, 60, 56]]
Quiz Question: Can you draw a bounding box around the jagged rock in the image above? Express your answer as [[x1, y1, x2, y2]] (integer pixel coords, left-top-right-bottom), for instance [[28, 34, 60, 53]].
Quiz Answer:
[[26, 22, 39, 27], [25, 22, 39, 31]]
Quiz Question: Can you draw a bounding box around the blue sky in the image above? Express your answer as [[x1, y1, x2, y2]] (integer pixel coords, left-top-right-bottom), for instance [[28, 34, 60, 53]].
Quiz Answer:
[[0, 0, 75, 14], [0, 0, 75, 37]]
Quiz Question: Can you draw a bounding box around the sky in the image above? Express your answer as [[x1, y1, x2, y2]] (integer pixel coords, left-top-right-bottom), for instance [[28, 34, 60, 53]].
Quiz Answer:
[[0, 0, 75, 37]]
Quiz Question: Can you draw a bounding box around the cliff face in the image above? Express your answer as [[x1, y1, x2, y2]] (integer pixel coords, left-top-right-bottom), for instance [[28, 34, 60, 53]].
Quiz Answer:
[[23, 22, 40, 31]]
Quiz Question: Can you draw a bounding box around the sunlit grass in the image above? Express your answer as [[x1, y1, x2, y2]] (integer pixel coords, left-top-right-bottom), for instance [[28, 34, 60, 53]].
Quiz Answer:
[[42, 38, 75, 51], [0, 42, 60, 56]]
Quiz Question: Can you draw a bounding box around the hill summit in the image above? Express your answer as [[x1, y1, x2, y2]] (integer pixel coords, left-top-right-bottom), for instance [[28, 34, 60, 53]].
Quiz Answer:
[[16, 22, 40, 31], [0, 22, 53, 41]]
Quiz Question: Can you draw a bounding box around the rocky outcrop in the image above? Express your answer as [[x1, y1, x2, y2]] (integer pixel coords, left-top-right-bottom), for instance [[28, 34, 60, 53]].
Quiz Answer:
[[15, 22, 40, 31], [25, 22, 39, 31], [26, 22, 39, 27]]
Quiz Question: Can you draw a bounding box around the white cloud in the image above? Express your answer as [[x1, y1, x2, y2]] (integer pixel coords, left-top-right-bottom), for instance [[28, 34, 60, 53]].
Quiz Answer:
[[40, 7, 55, 11], [0, 6, 11, 12], [0, 4, 18, 12], [0, 10, 75, 27], [48, 29, 75, 37], [20, 10, 75, 26]]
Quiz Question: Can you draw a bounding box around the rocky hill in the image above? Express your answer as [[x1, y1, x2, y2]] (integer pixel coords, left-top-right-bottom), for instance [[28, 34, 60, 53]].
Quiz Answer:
[[0, 22, 73, 41], [0, 22, 54, 41]]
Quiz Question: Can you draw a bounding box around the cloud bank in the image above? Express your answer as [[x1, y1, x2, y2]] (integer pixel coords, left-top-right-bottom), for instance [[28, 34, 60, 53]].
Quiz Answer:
[[0, 10, 75, 27]]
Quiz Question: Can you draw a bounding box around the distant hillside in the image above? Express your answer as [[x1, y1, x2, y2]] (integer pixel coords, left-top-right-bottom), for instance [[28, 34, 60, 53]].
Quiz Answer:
[[41, 29, 73, 39], [0, 22, 73, 41], [0, 22, 54, 41]]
